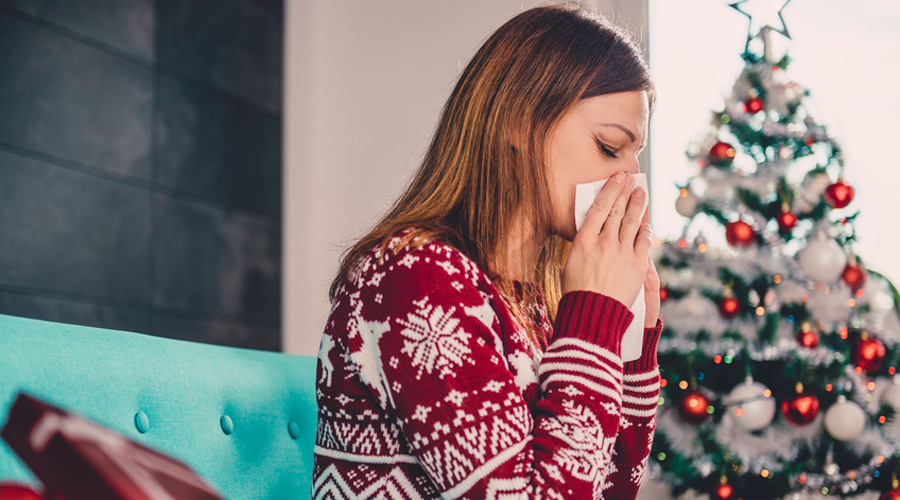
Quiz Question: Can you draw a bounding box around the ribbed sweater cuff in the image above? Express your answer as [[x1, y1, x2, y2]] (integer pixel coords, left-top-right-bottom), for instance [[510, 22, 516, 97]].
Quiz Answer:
[[553, 291, 634, 356], [625, 318, 663, 373]]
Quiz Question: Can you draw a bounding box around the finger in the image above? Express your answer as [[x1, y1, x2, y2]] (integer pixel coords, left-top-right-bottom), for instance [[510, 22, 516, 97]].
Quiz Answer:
[[644, 253, 659, 290], [577, 172, 627, 239], [619, 186, 646, 245], [634, 211, 653, 256], [599, 174, 633, 237]]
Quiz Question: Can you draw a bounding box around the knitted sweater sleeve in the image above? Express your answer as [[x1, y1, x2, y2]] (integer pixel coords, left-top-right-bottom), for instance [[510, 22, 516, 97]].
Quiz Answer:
[[602, 318, 663, 500], [344, 243, 635, 499]]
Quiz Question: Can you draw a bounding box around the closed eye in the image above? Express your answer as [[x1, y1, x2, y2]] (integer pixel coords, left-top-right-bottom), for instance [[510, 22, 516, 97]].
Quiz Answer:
[[595, 138, 619, 159]]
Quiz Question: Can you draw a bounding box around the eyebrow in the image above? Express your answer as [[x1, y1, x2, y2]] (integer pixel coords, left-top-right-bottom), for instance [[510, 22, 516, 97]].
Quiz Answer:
[[600, 123, 647, 149], [599, 123, 636, 143]]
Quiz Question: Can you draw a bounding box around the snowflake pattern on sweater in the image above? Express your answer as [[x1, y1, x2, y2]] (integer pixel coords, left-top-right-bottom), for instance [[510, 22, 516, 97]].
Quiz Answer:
[[312, 235, 663, 499]]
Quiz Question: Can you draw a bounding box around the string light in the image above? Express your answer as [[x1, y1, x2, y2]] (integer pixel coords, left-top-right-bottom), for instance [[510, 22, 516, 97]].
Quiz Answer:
[[756, 307, 765, 316], [868, 381, 876, 391], [714, 355, 723, 364], [761, 469, 770, 478], [825, 384, 833, 392], [660, 378, 668, 388], [679, 380, 689, 390], [773, 274, 782, 284]]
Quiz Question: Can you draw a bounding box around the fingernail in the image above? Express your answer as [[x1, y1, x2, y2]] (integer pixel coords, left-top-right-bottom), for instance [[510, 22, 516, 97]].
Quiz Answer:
[[634, 188, 644, 199], [613, 172, 624, 184]]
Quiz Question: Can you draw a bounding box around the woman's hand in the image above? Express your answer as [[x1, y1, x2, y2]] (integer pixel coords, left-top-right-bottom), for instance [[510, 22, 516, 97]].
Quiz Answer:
[[561, 172, 652, 308]]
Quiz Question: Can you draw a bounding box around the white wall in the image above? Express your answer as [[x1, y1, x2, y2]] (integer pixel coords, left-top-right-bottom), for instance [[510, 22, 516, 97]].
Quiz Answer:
[[283, 4, 682, 498], [283, 0, 651, 357]]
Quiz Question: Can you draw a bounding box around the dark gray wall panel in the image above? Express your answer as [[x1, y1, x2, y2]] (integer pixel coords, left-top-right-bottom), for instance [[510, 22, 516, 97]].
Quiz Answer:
[[155, 75, 282, 217], [0, 13, 153, 180], [151, 313, 280, 351], [152, 195, 281, 323], [0, 0, 155, 61], [0, 150, 152, 303], [0, 1, 283, 351], [157, 0, 283, 114], [0, 289, 151, 335]]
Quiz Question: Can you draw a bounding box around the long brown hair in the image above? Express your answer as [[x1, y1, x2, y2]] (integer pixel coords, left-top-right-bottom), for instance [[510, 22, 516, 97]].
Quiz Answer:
[[330, 2, 654, 345]]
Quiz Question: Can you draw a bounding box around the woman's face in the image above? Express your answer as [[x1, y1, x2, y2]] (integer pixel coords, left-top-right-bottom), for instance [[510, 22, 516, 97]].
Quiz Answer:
[[545, 90, 649, 241]]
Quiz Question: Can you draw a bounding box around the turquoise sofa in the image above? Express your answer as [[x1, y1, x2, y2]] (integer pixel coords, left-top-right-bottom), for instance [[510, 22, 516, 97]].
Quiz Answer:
[[0, 313, 318, 499]]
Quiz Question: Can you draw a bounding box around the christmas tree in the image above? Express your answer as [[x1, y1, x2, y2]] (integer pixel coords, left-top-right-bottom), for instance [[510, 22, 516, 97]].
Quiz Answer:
[[649, 2, 900, 499]]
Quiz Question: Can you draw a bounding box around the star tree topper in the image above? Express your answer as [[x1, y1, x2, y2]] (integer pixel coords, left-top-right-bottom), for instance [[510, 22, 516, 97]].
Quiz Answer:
[[729, 0, 793, 61]]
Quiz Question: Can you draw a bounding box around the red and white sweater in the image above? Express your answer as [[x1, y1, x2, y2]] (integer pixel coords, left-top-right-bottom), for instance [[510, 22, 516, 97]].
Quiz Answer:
[[312, 235, 662, 499]]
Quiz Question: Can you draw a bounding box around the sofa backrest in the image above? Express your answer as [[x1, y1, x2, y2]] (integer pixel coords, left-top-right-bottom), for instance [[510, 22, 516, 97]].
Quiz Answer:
[[0, 313, 318, 499]]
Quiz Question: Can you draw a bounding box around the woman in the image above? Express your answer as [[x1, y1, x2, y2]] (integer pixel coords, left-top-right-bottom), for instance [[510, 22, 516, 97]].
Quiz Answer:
[[312, 4, 662, 499]]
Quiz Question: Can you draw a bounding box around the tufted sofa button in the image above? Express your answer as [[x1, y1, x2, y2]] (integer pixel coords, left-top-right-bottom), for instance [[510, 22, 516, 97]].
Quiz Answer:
[[134, 412, 150, 434], [288, 421, 300, 440], [220, 415, 234, 435]]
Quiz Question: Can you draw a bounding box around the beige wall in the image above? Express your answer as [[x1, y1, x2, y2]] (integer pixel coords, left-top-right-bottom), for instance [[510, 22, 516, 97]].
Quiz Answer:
[[283, 0, 651, 357]]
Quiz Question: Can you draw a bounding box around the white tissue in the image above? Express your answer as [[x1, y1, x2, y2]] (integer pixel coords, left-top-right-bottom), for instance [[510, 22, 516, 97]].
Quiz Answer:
[[573, 173, 649, 362]]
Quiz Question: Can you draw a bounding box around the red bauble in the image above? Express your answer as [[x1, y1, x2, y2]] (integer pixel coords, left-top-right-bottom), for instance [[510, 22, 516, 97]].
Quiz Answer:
[[725, 220, 755, 246], [796, 329, 819, 349], [856, 337, 886, 372], [718, 297, 740, 319], [716, 483, 734, 499], [678, 390, 712, 425], [744, 97, 764, 114], [777, 211, 798, 232], [842, 262, 867, 291], [881, 488, 900, 500], [782, 393, 819, 425], [824, 180, 855, 209], [709, 141, 736, 166], [0, 484, 43, 500]]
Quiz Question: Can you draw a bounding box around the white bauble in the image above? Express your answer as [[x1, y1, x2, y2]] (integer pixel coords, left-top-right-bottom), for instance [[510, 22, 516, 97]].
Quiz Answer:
[[824, 395, 866, 441], [723, 377, 776, 431], [675, 190, 700, 217], [798, 237, 846, 283]]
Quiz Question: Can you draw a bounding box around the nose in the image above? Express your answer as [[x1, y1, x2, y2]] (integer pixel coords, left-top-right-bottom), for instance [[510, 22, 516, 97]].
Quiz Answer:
[[623, 157, 640, 175]]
